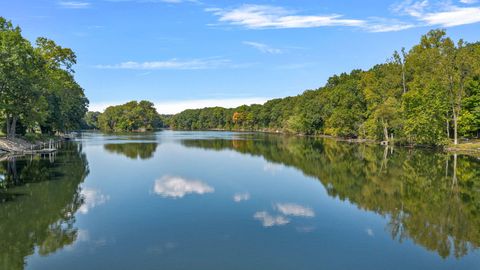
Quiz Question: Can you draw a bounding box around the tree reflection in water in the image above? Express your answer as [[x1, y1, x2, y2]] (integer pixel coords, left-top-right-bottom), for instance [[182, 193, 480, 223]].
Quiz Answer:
[[0, 143, 89, 270], [181, 135, 480, 259], [104, 143, 158, 160]]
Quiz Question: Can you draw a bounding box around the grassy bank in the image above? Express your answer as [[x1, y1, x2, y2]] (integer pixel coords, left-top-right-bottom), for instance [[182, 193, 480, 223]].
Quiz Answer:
[[446, 140, 480, 157]]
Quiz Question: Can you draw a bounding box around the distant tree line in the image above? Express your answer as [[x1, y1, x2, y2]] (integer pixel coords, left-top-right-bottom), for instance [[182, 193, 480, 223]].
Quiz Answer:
[[0, 17, 88, 138], [89, 101, 163, 132], [170, 30, 480, 146]]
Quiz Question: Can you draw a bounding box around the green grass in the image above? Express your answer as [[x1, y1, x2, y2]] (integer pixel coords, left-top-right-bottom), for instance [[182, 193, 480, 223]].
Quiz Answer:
[[446, 139, 480, 157], [450, 139, 480, 150]]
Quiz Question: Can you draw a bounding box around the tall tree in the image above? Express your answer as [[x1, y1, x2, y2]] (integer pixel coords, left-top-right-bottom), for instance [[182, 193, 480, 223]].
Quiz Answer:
[[394, 47, 408, 94], [0, 18, 46, 138], [0, 17, 88, 137]]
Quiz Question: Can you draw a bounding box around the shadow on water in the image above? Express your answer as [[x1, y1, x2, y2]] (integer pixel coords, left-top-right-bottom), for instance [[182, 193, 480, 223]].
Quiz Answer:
[[104, 143, 158, 160], [180, 134, 480, 259], [0, 143, 89, 270]]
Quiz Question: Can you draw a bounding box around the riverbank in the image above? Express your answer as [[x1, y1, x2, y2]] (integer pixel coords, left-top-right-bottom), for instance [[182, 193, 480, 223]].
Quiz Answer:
[[172, 128, 480, 157], [445, 140, 480, 157], [0, 137, 36, 153], [0, 136, 65, 155]]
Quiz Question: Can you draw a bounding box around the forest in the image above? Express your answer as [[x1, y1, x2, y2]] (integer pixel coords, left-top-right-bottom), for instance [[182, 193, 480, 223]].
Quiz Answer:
[[0, 17, 88, 139], [170, 30, 480, 146]]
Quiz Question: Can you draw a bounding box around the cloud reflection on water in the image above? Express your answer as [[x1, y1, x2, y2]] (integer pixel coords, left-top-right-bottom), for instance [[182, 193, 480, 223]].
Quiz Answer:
[[154, 175, 214, 198], [254, 202, 315, 227], [79, 187, 110, 214], [253, 211, 290, 227], [275, 203, 315, 217], [233, 192, 251, 202]]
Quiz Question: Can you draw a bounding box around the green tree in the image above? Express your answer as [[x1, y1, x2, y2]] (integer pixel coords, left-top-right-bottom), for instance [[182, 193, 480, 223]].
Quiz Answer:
[[98, 101, 162, 132], [0, 17, 88, 137], [82, 111, 101, 129], [0, 18, 46, 138]]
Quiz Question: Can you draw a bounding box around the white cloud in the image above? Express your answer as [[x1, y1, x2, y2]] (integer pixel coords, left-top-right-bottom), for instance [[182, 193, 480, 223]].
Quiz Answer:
[[95, 58, 232, 70], [366, 23, 415, 32], [243, 41, 282, 54], [59, 1, 91, 9], [233, 192, 250, 202], [421, 6, 480, 26], [208, 2, 480, 32], [366, 228, 374, 237], [275, 203, 315, 217], [460, 0, 478, 4], [364, 17, 415, 32], [206, 4, 366, 29], [153, 175, 214, 198], [392, 0, 429, 17], [253, 211, 290, 227], [393, 0, 480, 27], [79, 187, 110, 214], [89, 97, 271, 114]]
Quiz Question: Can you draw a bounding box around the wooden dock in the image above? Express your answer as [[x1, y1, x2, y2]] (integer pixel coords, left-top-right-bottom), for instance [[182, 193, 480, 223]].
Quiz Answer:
[[23, 139, 58, 154]]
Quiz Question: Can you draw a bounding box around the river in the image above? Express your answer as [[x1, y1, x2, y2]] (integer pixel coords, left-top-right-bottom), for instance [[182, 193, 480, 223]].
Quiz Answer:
[[1, 131, 479, 270]]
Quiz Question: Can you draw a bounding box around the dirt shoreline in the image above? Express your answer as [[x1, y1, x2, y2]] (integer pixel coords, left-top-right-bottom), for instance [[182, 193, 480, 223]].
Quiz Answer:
[[0, 136, 65, 155], [0, 137, 37, 153]]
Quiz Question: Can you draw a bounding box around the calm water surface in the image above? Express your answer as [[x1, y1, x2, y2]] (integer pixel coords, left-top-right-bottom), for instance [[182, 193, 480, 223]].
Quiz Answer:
[[1, 131, 480, 270]]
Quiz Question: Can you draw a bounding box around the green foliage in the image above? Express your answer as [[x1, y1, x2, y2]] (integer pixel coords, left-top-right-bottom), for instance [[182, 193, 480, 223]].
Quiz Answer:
[[459, 78, 480, 138], [81, 111, 101, 129], [170, 29, 480, 145], [97, 101, 162, 132], [0, 17, 88, 138]]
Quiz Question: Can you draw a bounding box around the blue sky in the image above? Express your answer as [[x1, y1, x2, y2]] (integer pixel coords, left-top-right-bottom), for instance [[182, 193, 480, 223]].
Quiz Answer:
[[2, 0, 480, 113]]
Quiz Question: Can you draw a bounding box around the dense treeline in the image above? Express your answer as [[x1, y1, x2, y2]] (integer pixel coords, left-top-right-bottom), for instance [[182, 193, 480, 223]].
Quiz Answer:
[[170, 30, 480, 146], [0, 17, 88, 138], [81, 111, 101, 130], [97, 101, 163, 132]]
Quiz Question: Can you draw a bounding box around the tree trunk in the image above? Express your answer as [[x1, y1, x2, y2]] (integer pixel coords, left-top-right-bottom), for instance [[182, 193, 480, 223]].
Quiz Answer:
[[446, 115, 450, 139], [6, 116, 11, 138], [9, 116, 17, 139], [453, 110, 458, 145], [382, 119, 389, 142], [6, 116, 17, 139]]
